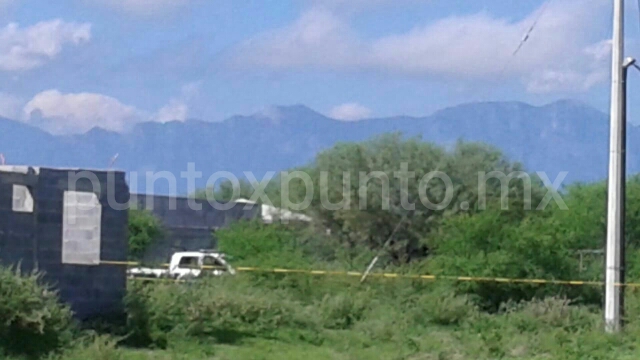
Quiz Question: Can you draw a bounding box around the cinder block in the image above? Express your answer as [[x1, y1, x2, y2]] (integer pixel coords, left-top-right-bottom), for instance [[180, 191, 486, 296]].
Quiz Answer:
[[0, 167, 129, 320]]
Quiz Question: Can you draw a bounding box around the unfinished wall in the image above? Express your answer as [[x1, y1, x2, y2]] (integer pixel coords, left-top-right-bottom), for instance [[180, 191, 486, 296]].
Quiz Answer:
[[132, 194, 259, 263], [0, 166, 129, 320]]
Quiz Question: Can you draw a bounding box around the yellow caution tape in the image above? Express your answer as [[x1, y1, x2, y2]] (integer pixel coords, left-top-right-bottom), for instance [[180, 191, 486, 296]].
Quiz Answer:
[[101, 260, 228, 270], [128, 277, 186, 283], [102, 260, 638, 288], [101, 260, 141, 266]]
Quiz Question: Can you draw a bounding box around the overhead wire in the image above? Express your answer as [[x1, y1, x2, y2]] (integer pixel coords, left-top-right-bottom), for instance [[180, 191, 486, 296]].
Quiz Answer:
[[468, 0, 555, 103], [512, 0, 554, 57], [496, 0, 555, 81]]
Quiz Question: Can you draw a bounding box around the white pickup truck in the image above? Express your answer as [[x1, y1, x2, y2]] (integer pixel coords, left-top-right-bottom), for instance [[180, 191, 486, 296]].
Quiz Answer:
[[127, 250, 235, 280]]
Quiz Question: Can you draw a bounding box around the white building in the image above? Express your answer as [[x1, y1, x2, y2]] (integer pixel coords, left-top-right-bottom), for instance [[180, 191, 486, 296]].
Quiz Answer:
[[233, 198, 312, 224]]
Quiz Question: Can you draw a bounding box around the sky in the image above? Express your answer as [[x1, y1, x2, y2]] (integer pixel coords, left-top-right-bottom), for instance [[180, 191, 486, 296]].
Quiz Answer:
[[0, 0, 637, 134]]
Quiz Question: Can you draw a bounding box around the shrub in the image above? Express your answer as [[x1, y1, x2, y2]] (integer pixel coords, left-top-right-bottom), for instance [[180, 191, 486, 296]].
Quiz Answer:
[[123, 281, 156, 347], [423, 293, 476, 326], [502, 297, 599, 333], [124, 277, 321, 348], [128, 209, 163, 261], [184, 289, 305, 337], [427, 209, 600, 310], [216, 220, 313, 269], [0, 265, 75, 358], [317, 293, 370, 330], [124, 281, 187, 348], [55, 334, 124, 360]]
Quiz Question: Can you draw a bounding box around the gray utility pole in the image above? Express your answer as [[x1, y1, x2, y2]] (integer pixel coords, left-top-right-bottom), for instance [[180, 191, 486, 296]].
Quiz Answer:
[[620, 56, 636, 331], [605, 0, 625, 333]]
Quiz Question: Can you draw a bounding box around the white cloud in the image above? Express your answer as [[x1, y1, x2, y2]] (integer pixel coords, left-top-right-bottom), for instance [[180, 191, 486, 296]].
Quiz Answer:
[[0, 19, 91, 71], [23, 90, 140, 134], [329, 103, 372, 121], [21, 82, 202, 134], [90, 0, 191, 15], [232, 0, 611, 93], [307, 0, 417, 12], [155, 99, 188, 123], [152, 81, 201, 122], [232, 8, 364, 70], [525, 39, 611, 93]]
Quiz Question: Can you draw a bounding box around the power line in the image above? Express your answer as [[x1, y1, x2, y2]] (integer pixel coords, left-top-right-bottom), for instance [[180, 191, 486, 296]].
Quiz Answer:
[[513, 0, 554, 57], [495, 0, 555, 81], [469, 0, 556, 103]]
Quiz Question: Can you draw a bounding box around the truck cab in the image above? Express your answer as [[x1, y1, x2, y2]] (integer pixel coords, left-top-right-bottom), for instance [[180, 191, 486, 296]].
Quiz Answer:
[[168, 250, 235, 279], [127, 250, 235, 280]]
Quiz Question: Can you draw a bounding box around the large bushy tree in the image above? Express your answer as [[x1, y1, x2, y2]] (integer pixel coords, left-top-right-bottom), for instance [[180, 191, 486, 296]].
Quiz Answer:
[[276, 134, 548, 263]]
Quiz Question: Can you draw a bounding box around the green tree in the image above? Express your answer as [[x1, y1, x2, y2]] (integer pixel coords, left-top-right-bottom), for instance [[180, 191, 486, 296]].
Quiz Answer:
[[216, 220, 311, 268], [128, 209, 163, 260], [425, 177, 640, 308], [427, 209, 589, 309], [280, 134, 547, 263]]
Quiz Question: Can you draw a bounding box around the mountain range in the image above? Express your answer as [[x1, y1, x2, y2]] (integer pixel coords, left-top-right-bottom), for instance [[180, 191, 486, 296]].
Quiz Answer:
[[0, 100, 629, 194]]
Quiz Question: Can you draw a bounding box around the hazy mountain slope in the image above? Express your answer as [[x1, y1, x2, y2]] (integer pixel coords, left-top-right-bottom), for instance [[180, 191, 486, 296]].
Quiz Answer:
[[0, 100, 624, 194]]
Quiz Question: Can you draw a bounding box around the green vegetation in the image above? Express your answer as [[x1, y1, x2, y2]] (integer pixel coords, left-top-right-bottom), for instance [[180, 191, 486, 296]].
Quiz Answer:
[[268, 135, 546, 264], [128, 209, 163, 261], [6, 260, 640, 360], [0, 266, 74, 359], [7, 136, 640, 359]]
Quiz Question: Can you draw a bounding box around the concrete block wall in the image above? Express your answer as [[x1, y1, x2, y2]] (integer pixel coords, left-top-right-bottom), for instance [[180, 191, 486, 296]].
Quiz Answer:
[[0, 169, 38, 273], [133, 194, 260, 263], [0, 166, 129, 320]]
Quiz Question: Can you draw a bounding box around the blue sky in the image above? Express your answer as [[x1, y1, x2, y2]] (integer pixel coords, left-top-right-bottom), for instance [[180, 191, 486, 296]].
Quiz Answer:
[[0, 0, 636, 134]]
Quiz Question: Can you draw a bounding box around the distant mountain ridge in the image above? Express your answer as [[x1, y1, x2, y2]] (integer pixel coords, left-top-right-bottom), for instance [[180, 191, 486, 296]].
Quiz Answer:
[[0, 100, 629, 194]]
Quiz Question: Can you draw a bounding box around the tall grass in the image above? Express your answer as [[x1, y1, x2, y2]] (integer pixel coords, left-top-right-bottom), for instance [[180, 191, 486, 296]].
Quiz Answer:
[[115, 273, 640, 360], [5, 261, 640, 359]]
